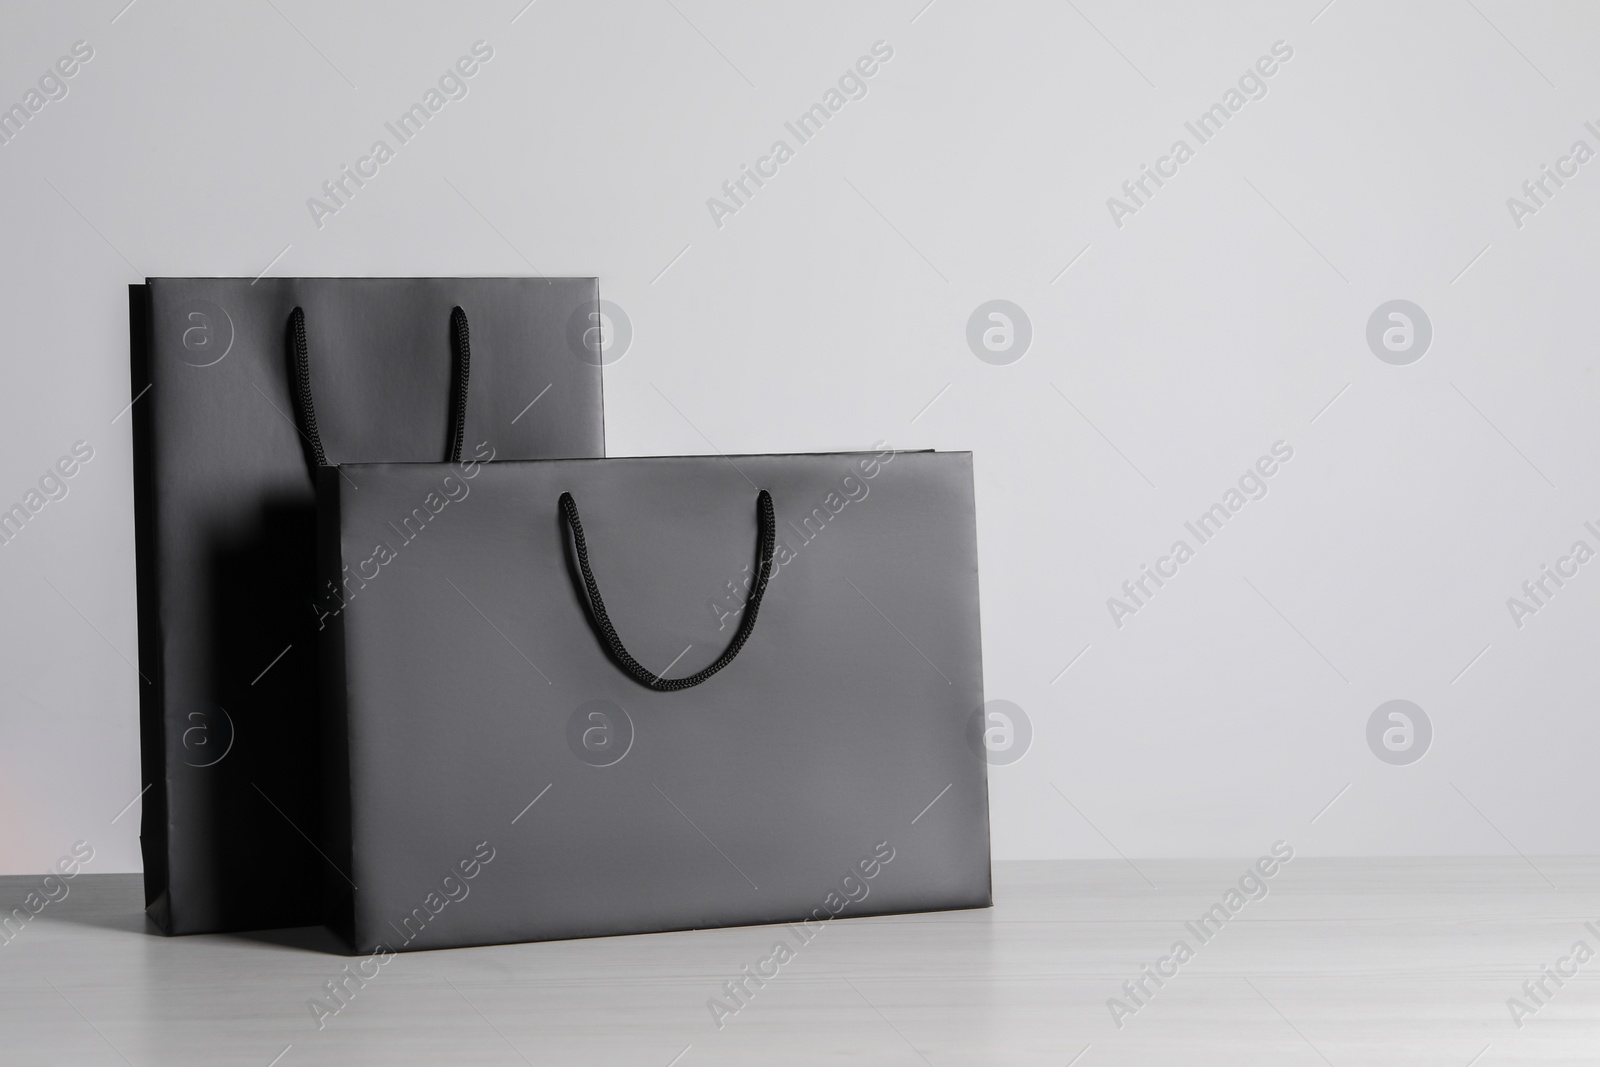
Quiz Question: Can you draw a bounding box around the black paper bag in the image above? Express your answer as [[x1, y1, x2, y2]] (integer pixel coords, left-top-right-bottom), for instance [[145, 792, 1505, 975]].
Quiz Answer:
[[316, 449, 991, 952], [131, 277, 605, 934]]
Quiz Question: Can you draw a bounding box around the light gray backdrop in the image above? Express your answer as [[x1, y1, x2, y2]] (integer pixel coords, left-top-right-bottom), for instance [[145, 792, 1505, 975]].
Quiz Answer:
[[2, 0, 1594, 873]]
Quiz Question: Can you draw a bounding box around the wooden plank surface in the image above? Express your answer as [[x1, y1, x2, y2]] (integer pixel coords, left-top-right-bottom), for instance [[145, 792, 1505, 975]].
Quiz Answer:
[[1, 860, 1597, 1064]]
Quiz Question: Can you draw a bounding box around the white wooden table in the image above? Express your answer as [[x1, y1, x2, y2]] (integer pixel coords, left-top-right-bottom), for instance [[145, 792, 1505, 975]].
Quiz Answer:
[[2, 859, 1594, 1065]]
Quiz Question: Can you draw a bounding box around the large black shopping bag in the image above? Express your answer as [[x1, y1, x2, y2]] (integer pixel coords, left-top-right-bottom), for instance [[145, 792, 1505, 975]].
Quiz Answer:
[[316, 449, 991, 952], [131, 277, 606, 934]]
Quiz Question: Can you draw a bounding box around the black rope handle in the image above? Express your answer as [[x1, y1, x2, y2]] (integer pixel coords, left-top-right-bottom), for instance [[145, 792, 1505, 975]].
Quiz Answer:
[[289, 306, 327, 468], [288, 304, 473, 470], [560, 490, 775, 691], [447, 305, 471, 464]]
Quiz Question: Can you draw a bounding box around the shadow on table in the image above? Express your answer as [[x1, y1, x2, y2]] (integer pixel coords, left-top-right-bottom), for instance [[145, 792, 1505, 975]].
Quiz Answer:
[[18, 874, 347, 952]]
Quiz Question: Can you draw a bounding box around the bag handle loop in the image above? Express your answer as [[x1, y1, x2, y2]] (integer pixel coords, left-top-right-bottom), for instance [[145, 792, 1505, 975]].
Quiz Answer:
[[559, 490, 775, 690], [287, 305, 473, 471]]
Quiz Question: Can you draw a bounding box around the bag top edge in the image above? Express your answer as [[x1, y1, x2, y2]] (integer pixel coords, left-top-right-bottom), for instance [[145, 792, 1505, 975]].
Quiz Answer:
[[331, 449, 961, 472], [143, 276, 598, 283]]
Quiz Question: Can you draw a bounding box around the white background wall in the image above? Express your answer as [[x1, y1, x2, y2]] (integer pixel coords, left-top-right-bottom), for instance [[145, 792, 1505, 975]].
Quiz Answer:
[[3, 0, 1598, 873]]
